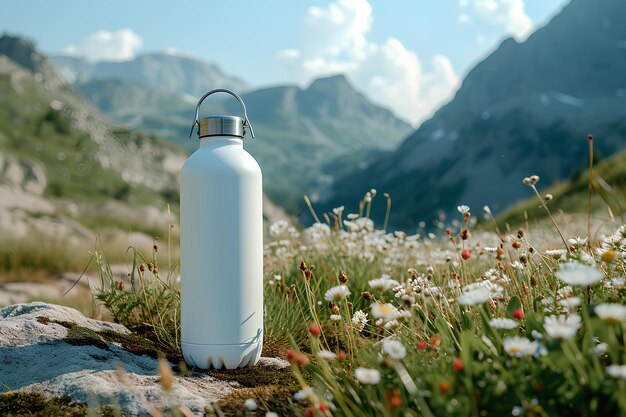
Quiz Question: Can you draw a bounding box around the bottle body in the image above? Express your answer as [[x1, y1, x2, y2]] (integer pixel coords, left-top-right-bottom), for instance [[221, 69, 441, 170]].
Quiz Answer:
[[180, 137, 263, 369]]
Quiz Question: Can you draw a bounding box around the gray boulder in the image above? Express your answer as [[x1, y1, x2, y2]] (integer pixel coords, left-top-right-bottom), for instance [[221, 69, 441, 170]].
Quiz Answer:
[[0, 302, 288, 416]]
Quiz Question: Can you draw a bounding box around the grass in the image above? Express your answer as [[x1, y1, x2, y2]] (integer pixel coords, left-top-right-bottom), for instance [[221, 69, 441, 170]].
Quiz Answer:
[[82, 171, 626, 416]]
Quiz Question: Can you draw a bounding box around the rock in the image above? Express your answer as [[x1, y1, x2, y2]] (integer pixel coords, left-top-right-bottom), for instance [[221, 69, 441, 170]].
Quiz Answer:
[[0, 302, 289, 416]]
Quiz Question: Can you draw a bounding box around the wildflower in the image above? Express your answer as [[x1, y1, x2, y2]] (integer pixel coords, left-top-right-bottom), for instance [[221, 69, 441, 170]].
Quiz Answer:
[[287, 350, 310, 367], [511, 261, 524, 270], [329, 314, 342, 322], [318, 403, 330, 413], [594, 343, 608, 356], [545, 249, 566, 259], [294, 387, 314, 401], [269, 220, 289, 237], [457, 205, 470, 214], [355, 367, 381, 384], [457, 286, 490, 306], [544, 314, 582, 339], [338, 271, 348, 283], [369, 276, 399, 291], [337, 350, 347, 361], [266, 413, 279, 417], [331, 305, 340, 314], [606, 365, 626, 379], [300, 260, 307, 271], [460, 229, 471, 240], [559, 297, 581, 310], [513, 308, 524, 320], [386, 388, 402, 409], [370, 302, 398, 320], [416, 341, 427, 350], [438, 381, 451, 395], [503, 336, 538, 357], [595, 303, 626, 324], [601, 251, 615, 262], [332, 206, 344, 215], [308, 323, 321, 337], [352, 310, 369, 332], [489, 318, 518, 330], [555, 263, 603, 286], [244, 399, 258, 411], [461, 249, 471, 260], [453, 358, 464, 372], [382, 339, 406, 360], [317, 350, 337, 361], [324, 285, 350, 302]]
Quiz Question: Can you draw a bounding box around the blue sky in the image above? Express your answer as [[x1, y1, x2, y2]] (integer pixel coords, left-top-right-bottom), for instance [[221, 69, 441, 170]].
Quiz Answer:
[[1, 0, 568, 124]]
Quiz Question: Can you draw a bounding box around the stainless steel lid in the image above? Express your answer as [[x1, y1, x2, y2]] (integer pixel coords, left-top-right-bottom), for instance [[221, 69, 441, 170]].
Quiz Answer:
[[199, 115, 245, 138], [189, 89, 255, 140]]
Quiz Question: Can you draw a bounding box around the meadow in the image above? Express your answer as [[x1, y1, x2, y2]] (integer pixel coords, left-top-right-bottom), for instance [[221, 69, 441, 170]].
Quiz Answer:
[[84, 173, 626, 417]]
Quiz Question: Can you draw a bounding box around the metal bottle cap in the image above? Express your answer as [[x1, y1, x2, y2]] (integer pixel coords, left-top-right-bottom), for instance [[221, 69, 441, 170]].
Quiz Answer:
[[199, 115, 245, 138], [189, 89, 255, 139]]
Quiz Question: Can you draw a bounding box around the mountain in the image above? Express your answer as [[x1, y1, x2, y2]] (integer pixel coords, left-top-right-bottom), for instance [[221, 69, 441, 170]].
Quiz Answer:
[[57, 68, 412, 210], [0, 35, 187, 249], [51, 52, 249, 98], [325, 0, 626, 229]]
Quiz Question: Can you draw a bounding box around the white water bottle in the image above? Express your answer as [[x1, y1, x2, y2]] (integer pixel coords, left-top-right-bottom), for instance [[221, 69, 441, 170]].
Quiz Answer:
[[180, 89, 263, 369]]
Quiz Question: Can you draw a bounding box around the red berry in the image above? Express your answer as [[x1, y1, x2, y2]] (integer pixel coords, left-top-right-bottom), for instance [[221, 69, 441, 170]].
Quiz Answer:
[[461, 249, 471, 260], [416, 341, 427, 350], [337, 350, 347, 361], [318, 403, 329, 412], [453, 358, 464, 372], [513, 308, 524, 320], [304, 408, 314, 417]]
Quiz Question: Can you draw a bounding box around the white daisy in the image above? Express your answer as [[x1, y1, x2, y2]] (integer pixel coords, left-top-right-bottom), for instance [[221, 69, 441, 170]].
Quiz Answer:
[[384, 319, 401, 329], [269, 220, 289, 237], [555, 263, 603, 286], [545, 249, 566, 259], [352, 310, 369, 332], [503, 336, 538, 357], [317, 350, 337, 361], [457, 286, 491, 306], [355, 367, 381, 384], [244, 399, 258, 411], [595, 303, 626, 323], [558, 297, 581, 310], [369, 276, 400, 291], [489, 318, 518, 330], [370, 303, 398, 320], [607, 365, 626, 379], [329, 314, 342, 322], [333, 206, 344, 215], [324, 285, 351, 302], [293, 387, 314, 401], [544, 314, 582, 339], [382, 339, 406, 359], [457, 205, 470, 214]]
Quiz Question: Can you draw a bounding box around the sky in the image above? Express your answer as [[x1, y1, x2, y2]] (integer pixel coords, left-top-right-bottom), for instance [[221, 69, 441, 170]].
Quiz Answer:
[[0, 0, 569, 125]]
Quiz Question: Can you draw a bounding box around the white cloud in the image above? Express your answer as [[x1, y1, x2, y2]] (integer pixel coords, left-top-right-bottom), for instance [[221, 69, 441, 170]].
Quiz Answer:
[[276, 49, 302, 59], [458, 13, 470, 23], [461, 0, 532, 40], [277, 0, 460, 125], [62, 29, 143, 62]]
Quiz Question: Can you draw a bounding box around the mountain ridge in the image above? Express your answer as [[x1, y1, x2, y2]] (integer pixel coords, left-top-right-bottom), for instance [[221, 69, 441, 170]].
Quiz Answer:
[[324, 0, 626, 229]]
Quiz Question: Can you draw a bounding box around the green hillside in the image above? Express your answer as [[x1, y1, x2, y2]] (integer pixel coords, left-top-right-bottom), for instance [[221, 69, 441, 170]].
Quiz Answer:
[[497, 146, 626, 227]]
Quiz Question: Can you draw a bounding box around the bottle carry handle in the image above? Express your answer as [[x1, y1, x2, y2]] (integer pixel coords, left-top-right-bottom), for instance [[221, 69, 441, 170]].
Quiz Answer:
[[188, 89, 255, 139]]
